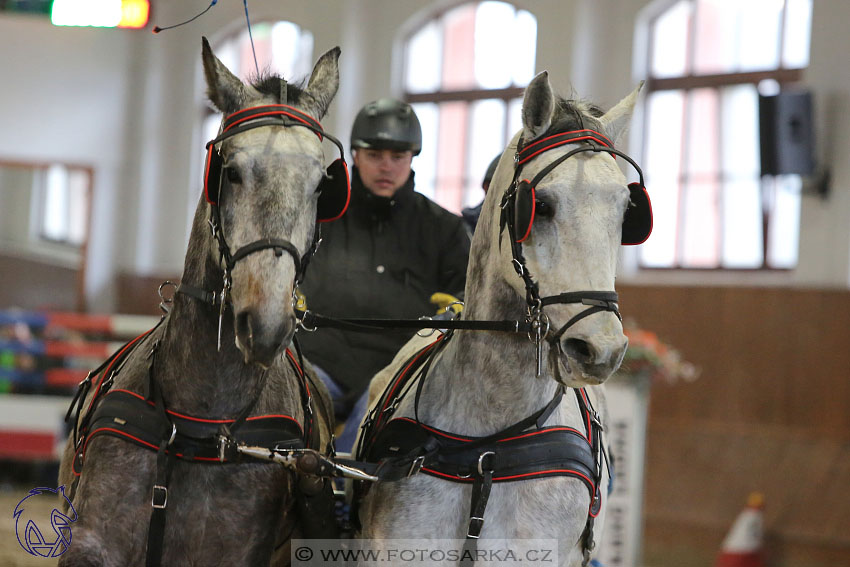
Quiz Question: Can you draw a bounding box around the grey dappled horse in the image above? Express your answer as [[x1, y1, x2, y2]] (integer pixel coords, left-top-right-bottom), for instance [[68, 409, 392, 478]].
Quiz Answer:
[[57, 39, 340, 566], [355, 72, 644, 566]]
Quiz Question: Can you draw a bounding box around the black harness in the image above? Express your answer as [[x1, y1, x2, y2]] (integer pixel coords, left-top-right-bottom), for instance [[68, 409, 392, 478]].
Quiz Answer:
[[352, 332, 608, 563], [334, 129, 650, 563], [66, 324, 320, 567], [65, 99, 349, 566]]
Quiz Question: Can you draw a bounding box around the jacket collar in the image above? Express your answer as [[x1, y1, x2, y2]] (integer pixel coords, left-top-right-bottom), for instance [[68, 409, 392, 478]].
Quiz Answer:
[[349, 167, 416, 222]]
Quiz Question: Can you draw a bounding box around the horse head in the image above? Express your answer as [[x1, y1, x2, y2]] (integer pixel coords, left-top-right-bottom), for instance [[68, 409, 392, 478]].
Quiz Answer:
[[485, 72, 644, 386], [199, 38, 342, 367]]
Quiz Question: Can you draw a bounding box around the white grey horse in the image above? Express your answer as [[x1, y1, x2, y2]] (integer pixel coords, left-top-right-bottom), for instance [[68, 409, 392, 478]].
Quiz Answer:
[[57, 39, 341, 566], [354, 72, 644, 567]]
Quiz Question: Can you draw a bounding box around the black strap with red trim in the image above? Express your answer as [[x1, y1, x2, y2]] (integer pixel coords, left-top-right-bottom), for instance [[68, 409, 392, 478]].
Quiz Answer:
[[70, 347, 315, 476], [364, 416, 599, 493], [72, 389, 307, 474], [350, 335, 606, 543]]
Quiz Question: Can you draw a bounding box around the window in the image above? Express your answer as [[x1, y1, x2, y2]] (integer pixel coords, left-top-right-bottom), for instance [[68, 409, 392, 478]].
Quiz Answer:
[[0, 161, 91, 260], [640, 0, 812, 269], [37, 164, 90, 247], [402, 1, 537, 213]]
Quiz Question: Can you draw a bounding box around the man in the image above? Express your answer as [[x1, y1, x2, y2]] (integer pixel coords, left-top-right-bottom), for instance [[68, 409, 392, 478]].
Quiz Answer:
[[298, 98, 470, 450]]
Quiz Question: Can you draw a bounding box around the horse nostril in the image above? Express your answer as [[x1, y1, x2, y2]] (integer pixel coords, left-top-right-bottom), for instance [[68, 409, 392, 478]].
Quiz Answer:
[[562, 338, 593, 365], [235, 311, 254, 351]]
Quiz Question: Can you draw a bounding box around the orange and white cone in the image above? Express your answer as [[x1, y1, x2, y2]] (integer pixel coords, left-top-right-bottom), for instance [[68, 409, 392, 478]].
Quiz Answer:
[[715, 492, 766, 567]]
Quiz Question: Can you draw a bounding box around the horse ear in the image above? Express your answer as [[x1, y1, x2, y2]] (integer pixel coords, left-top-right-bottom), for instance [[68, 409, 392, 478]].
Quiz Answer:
[[303, 47, 341, 119], [521, 71, 555, 141], [598, 81, 644, 148], [202, 36, 250, 114]]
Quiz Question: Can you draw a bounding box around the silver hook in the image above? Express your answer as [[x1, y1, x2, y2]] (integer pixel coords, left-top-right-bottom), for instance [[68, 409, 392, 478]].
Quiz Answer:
[[217, 271, 231, 351], [416, 316, 436, 338], [158, 281, 177, 314]]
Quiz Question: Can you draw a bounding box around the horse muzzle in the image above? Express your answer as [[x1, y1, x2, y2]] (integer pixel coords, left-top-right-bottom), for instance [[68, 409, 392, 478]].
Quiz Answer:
[[557, 332, 628, 385], [234, 309, 296, 368]]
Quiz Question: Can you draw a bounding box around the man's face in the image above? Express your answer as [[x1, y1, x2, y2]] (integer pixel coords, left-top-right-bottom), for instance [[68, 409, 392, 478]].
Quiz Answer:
[[353, 148, 413, 197]]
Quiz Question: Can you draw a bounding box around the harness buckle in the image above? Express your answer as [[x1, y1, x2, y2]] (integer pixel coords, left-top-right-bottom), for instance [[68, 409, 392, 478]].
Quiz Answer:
[[151, 485, 168, 509], [477, 451, 495, 475], [383, 397, 401, 416], [297, 311, 318, 332], [512, 258, 526, 277], [589, 410, 604, 430], [467, 517, 484, 539], [218, 427, 233, 462], [407, 455, 425, 477]]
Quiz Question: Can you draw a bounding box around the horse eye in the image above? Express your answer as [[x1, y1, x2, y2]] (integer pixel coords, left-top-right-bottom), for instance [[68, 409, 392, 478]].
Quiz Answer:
[[535, 199, 554, 218], [225, 166, 242, 185]]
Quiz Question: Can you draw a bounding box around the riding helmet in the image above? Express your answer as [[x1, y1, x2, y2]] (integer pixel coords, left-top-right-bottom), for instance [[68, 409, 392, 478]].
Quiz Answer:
[[350, 98, 422, 155]]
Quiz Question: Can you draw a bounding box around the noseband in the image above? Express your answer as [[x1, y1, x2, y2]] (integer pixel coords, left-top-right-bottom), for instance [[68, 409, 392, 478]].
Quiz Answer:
[[500, 129, 645, 373]]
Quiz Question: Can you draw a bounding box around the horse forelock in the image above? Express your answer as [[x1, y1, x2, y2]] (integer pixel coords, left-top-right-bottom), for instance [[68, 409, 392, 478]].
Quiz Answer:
[[250, 72, 307, 106], [541, 96, 606, 141]]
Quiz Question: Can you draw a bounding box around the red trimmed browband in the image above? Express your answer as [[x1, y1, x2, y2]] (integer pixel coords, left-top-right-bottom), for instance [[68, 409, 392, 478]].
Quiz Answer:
[[222, 104, 323, 139], [518, 129, 613, 165]]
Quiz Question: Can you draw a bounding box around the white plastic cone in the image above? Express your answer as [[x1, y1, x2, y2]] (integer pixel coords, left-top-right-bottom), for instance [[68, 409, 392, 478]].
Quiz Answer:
[[715, 492, 766, 567]]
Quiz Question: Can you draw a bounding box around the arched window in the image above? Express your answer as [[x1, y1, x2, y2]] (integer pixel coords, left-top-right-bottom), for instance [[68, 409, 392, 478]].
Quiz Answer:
[[639, 0, 813, 269], [402, 1, 537, 213]]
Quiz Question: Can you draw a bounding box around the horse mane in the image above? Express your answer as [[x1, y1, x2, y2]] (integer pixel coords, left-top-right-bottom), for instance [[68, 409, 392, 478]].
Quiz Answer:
[[250, 72, 308, 104]]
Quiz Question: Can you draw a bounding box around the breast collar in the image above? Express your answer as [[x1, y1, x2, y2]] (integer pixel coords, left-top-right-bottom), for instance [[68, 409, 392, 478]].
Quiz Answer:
[[353, 332, 608, 544], [67, 325, 319, 478]]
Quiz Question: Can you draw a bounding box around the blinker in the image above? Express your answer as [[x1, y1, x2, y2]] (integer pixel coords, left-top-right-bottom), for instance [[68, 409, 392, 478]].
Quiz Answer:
[[622, 182, 652, 246], [514, 180, 536, 243]]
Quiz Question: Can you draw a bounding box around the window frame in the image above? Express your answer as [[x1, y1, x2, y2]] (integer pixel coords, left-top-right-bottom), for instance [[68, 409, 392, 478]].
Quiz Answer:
[[639, 0, 810, 271], [399, 1, 537, 212]]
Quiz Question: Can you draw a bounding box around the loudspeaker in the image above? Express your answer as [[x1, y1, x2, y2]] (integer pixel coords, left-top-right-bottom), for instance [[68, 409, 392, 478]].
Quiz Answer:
[[759, 91, 816, 176]]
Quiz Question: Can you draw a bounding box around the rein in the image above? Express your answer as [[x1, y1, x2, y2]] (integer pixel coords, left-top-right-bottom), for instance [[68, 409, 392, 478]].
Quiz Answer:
[[294, 128, 631, 378]]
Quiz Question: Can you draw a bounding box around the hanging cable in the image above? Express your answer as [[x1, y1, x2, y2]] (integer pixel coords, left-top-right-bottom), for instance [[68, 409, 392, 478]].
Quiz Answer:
[[152, 0, 218, 34], [243, 0, 260, 76]]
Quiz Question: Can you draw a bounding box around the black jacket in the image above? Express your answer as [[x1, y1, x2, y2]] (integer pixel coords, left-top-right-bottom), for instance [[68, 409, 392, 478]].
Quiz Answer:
[[298, 168, 470, 408]]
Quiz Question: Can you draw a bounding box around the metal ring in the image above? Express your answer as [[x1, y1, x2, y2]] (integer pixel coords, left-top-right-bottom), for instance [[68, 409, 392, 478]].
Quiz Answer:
[[417, 316, 436, 338], [477, 451, 496, 475], [158, 281, 177, 301], [167, 423, 177, 446], [158, 281, 177, 313]]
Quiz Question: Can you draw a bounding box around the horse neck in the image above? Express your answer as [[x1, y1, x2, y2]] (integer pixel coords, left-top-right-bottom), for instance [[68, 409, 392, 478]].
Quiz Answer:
[[417, 214, 561, 435], [152, 207, 270, 417]]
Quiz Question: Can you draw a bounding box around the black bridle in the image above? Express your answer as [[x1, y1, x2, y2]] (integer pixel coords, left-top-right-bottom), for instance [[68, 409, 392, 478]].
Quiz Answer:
[[496, 129, 649, 373], [178, 102, 347, 346]]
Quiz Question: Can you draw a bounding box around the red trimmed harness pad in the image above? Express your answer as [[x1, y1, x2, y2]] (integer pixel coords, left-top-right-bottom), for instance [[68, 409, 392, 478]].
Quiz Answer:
[[355, 337, 604, 517], [73, 341, 313, 476], [73, 389, 305, 475]]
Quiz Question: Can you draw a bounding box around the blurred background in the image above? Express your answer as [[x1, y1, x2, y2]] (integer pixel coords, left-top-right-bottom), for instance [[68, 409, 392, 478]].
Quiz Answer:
[[0, 1, 848, 566]]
